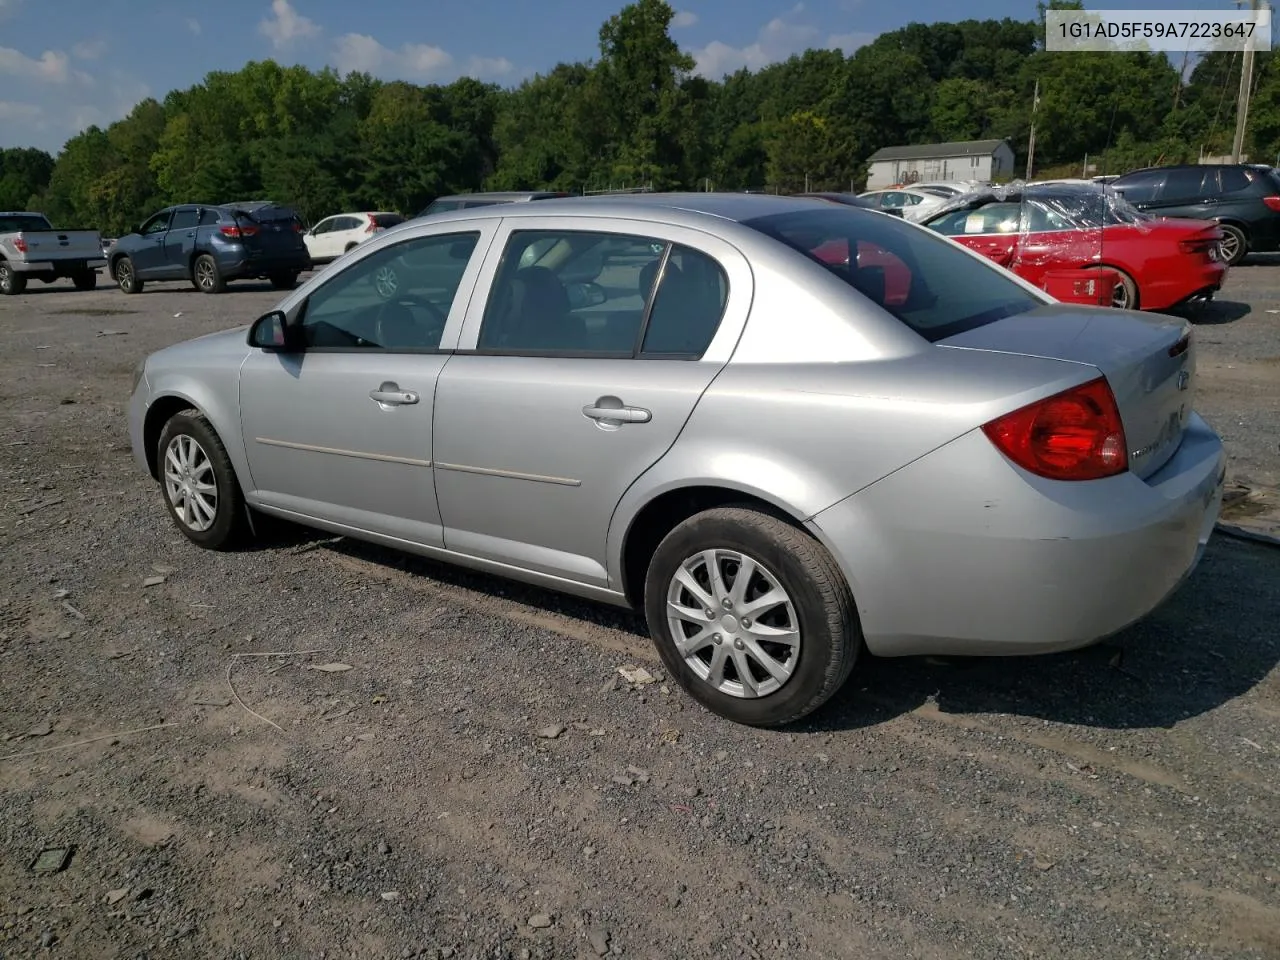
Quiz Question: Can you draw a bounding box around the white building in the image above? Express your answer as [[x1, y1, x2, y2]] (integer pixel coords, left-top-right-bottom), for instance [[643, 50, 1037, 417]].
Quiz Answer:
[[865, 139, 1016, 190]]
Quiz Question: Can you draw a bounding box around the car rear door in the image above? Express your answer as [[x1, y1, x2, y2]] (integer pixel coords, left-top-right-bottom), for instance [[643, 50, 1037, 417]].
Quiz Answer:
[[237, 221, 499, 546], [235, 204, 306, 264], [430, 215, 752, 588]]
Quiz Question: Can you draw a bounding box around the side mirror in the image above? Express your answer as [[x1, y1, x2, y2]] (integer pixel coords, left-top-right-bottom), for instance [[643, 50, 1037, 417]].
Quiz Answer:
[[248, 310, 295, 351]]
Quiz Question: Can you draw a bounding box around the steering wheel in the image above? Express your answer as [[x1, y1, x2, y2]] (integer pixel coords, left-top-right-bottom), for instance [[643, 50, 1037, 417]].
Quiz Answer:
[[373, 297, 448, 349]]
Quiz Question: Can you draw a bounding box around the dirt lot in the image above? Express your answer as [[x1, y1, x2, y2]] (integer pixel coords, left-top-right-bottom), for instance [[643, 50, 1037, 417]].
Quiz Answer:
[[1, 266, 1278, 960]]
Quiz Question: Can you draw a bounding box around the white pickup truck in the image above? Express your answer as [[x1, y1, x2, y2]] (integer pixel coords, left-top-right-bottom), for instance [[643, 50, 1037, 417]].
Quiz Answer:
[[0, 211, 106, 295]]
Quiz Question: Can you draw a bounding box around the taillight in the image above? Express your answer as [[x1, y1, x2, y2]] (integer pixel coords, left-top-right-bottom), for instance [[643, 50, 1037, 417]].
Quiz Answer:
[[1179, 238, 1216, 254], [1263, 196, 1280, 212], [981, 377, 1128, 481], [219, 223, 259, 239], [293, 222, 304, 233], [13, 237, 27, 253], [365, 215, 377, 233]]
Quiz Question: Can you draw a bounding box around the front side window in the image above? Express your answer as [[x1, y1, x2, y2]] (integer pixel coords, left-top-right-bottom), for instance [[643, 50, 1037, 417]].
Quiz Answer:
[[311, 217, 336, 235], [745, 207, 1043, 342], [928, 202, 1021, 236], [299, 232, 480, 351], [141, 212, 171, 235], [1113, 171, 1163, 204], [477, 230, 729, 358]]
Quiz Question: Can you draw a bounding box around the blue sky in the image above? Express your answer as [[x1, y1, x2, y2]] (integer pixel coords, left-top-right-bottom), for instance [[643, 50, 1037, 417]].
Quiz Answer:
[[0, 0, 1249, 153]]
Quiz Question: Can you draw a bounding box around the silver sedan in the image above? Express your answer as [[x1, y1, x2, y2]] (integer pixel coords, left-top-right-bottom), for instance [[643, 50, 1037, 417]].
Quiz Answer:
[[128, 194, 1226, 727]]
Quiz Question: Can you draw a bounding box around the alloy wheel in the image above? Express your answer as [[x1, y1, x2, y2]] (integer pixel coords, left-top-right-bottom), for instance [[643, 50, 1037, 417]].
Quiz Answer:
[[665, 549, 801, 699], [163, 434, 218, 532], [195, 259, 215, 290], [373, 265, 399, 300]]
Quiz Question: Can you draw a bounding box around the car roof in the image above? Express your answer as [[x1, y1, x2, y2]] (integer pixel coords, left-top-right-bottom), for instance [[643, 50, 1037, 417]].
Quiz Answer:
[[476, 192, 829, 221], [432, 191, 566, 202]]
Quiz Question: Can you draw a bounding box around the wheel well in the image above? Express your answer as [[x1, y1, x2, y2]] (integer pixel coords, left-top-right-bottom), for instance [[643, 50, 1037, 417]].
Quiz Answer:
[[620, 486, 799, 608], [142, 397, 199, 479]]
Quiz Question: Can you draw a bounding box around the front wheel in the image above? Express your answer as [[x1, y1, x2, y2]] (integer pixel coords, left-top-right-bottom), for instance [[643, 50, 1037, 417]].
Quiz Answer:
[[156, 411, 249, 550], [114, 256, 142, 294], [192, 254, 226, 294], [643, 506, 861, 727], [0, 260, 26, 295]]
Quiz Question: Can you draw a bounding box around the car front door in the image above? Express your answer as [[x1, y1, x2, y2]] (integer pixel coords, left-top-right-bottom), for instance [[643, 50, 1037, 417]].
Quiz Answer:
[[431, 217, 751, 587], [237, 222, 498, 546], [131, 210, 173, 278], [162, 206, 200, 277], [305, 217, 336, 260]]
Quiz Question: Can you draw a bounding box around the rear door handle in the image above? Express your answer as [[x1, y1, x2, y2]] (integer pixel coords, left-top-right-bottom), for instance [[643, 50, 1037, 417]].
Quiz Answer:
[[370, 381, 419, 407], [583, 399, 651, 424]]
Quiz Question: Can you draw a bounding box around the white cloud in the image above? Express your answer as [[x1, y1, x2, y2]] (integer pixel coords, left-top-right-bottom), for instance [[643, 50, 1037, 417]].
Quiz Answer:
[[186, 18, 202, 36], [72, 38, 107, 60], [692, 7, 876, 78], [0, 45, 73, 83], [672, 10, 698, 28], [333, 34, 514, 82], [258, 0, 320, 50]]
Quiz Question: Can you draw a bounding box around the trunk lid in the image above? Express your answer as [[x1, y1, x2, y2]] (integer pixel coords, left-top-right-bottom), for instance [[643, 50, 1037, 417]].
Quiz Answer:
[[939, 305, 1195, 479], [229, 203, 306, 256]]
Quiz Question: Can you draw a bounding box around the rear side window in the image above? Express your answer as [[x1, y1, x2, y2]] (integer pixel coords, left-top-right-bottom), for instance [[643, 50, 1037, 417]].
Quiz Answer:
[[1220, 168, 1253, 193], [198, 209, 222, 225], [744, 207, 1042, 342], [1158, 168, 1208, 203], [0, 214, 52, 231], [640, 246, 729, 357], [170, 208, 199, 230]]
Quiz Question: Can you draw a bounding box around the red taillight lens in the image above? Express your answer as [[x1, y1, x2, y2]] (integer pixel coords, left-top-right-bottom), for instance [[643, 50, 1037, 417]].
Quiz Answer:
[[1262, 196, 1280, 211], [220, 223, 258, 239], [982, 377, 1128, 481], [13, 237, 27, 253], [1179, 238, 1215, 254], [365, 215, 377, 233]]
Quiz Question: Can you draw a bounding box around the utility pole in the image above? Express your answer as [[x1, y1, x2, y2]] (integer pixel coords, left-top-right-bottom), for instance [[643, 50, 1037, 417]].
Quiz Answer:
[[1026, 79, 1040, 180], [1231, 0, 1263, 162]]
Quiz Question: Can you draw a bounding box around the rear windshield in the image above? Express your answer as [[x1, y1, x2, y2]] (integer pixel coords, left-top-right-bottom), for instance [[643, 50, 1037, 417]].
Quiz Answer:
[[372, 214, 405, 228], [0, 213, 53, 232], [226, 203, 300, 223], [743, 208, 1043, 342]]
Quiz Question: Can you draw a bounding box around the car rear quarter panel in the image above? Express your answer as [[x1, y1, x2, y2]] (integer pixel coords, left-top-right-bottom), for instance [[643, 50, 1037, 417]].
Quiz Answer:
[[605, 346, 1097, 588]]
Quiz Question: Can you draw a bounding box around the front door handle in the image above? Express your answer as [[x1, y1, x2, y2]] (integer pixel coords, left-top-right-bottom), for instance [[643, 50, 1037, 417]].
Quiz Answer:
[[370, 381, 419, 407], [583, 397, 651, 424]]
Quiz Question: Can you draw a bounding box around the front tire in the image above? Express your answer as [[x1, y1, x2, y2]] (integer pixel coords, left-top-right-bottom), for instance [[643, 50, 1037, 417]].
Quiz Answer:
[[643, 506, 860, 727], [192, 254, 226, 294], [156, 411, 249, 550], [0, 260, 26, 295], [114, 256, 142, 294]]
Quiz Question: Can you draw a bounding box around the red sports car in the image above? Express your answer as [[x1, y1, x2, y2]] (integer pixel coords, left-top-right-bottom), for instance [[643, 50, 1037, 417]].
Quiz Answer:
[[918, 184, 1226, 311]]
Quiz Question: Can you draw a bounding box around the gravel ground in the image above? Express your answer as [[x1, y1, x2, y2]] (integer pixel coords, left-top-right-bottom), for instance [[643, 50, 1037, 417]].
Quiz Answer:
[[0, 269, 1277, 960]]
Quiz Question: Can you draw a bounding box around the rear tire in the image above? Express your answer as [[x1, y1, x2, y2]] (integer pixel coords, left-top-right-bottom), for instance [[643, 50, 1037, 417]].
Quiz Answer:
[[643, 506, 861, 727], [156, 411, 249, 550], [192, 254, 226, 294], [1218, 223, 1248, 266], [72, 270, 97, 291], [269, 271, 298, 291], [1089, 265, 1139, 310], [114, 256, 142, 294], [0, 260, 26, 295]]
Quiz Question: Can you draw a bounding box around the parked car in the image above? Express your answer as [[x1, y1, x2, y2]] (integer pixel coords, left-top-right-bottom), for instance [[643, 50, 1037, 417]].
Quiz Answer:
[[0, 211, 104, 295], [418, 191, 568, 217], [1108, 163, 1280, 265], [303, 211, 405, 265], [128, 193, 1224, 727], [920, 183, 1227, 311], [856, 187, 950, 222], [109, 202, 311, 295], [795, 192, 905, 216]]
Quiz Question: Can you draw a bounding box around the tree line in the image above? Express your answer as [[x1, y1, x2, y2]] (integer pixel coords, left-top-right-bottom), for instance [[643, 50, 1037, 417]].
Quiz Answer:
[[1, 0, 1276, 236]]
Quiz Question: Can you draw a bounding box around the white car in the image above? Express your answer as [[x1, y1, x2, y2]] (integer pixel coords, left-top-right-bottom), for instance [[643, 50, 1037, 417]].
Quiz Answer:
[[304, 211, 406, 265], [856, 188, 950, 223]]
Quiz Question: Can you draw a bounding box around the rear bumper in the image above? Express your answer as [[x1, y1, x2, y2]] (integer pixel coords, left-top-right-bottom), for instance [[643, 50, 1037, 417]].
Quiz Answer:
[[10, 258, 106, 275], [220, 251, 312, 279], [808, 413, 1226, 657], [1142, 261, 1227, 311]]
